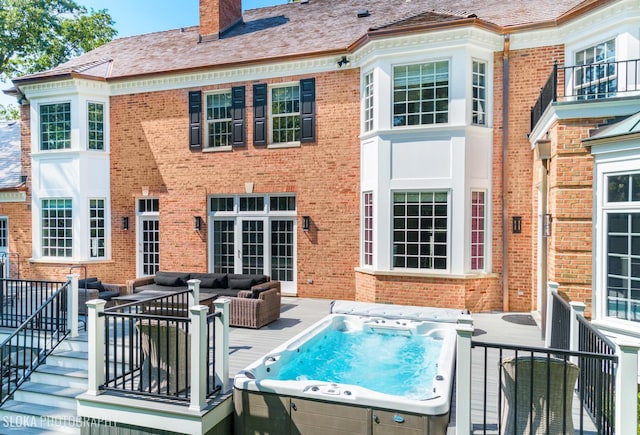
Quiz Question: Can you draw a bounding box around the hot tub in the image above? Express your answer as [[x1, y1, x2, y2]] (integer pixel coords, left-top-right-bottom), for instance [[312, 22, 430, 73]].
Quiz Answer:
[[234, 301, 463, 435]]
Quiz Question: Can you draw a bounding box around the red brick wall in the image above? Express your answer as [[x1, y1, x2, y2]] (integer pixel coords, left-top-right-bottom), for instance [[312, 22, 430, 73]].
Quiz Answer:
[[497, 44, 564, 312], [105, 69, 361, 299], [355, 271, 501, 311]]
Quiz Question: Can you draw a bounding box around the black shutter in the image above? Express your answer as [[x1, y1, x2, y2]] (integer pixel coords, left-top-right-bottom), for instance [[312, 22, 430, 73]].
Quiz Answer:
[[300, 78, 315, 143], [253, 83, 267, 146], [231, 86, 246, 146], [189, 91, 202, 150]]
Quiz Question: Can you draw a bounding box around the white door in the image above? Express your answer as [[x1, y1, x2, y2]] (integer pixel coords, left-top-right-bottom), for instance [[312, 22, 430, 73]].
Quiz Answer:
[[0, 217, 7, 279], [138, 216, 160, 277]]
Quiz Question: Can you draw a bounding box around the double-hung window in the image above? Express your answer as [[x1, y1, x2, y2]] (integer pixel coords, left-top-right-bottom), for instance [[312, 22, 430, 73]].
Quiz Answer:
[[393, 61, 449, 127], [574, 39, 616, 99], [206, 92, 232, 148], [40, 103, 71, 150], [89, 199, 105, 258], [471, 191, 486, 270], [271, 85, 301, 144], [472, 61, 487, 126], [363, 72, 374, 132], [363, 192, 373, 266], [604, 173, 640, 322], [392, 192, 448, 270], [88, 102, 104, 150], [42, 199, 72, 257]]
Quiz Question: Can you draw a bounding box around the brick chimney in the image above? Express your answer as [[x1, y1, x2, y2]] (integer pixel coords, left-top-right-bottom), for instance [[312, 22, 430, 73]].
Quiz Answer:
[[200, 0, 243, 41]]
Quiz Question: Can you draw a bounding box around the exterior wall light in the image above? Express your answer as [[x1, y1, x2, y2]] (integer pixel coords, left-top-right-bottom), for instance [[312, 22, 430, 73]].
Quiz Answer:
[[122, 216, 129, 230], [302, 216, 310, 231], [194, 216, 203, 231]]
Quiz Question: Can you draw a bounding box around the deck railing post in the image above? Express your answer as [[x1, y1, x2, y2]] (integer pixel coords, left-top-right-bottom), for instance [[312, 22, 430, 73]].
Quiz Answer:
[[615, 340, 639, 435], [456, 314, 474, 435], [86, 299, 105, 395], [189, 304, 208, 411], [66, 273, 79, 337], [568, 301, 585, 365], [187, 279, 200, 308], [545, 281, 558, 347], [214, 298, 230, 393]]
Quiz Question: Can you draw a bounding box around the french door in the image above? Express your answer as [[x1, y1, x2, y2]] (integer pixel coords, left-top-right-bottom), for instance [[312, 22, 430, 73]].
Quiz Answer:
[[138, 216, 160, 277], [211, 217, 296, 294]]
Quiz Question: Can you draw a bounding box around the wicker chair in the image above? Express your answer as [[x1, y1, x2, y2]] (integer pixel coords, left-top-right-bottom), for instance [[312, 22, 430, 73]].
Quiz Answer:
[[500, 356, 579, 435], [77, 283, 124, 314]]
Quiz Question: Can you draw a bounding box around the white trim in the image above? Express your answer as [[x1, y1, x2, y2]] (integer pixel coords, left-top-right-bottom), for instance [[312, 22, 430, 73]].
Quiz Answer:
[[0, 191, 26, 203], [268, 81, 301, 147], [203, 89, 233, 149]]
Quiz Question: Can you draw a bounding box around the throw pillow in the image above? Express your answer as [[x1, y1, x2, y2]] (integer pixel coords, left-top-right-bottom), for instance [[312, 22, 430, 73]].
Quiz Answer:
[[86, 280, 105, 292], [78, 277, 99, 288], [229, 278, 256, 290], [154, 271, 190, 286], [251, 284, 272, 299]]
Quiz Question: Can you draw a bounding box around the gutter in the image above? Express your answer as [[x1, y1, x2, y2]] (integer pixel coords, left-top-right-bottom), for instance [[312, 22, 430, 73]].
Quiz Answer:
[[502, 34, 510, 312]]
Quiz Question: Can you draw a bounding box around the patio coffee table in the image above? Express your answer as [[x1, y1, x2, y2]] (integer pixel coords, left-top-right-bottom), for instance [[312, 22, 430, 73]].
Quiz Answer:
[[113, 289, 219, 308]]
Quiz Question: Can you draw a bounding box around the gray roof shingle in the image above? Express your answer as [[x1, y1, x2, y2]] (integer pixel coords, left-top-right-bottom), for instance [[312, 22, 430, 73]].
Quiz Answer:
[[13, 0, 605, 84]]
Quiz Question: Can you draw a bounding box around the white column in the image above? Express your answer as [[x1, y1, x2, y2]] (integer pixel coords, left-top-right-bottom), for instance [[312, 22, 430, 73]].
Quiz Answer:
[[545, 281, 559, 347], [188, 279, 201, 307], [214, 298, 230, 393], [189, 304, 208, 412], [568, 301, 586, 365], [615, 341, 639, 435], [456, 314, 474, 435], [66, 274, 79, 338], [86, 299, 105, 396]]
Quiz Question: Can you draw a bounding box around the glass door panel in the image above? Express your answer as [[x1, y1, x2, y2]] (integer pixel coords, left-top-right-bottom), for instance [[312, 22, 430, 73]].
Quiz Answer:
[[213, 220, 235, 274], [139, 216, 159, 277], [271, 220, 294, 282], [241, 219, 264, 275], [0, 218, 7, 279]]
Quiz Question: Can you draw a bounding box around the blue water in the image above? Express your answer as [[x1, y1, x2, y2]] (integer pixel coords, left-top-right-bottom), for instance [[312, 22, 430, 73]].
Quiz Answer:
[[275, 328, 443, 399]]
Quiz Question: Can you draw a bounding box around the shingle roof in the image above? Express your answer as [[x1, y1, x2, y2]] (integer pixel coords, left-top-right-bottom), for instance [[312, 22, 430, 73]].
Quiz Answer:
[[0, 121, 21, 189], [14, 0, 604, 84]]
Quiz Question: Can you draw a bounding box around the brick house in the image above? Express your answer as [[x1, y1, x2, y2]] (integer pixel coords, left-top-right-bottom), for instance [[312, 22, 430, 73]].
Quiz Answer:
[[3, 0, 640, 341]]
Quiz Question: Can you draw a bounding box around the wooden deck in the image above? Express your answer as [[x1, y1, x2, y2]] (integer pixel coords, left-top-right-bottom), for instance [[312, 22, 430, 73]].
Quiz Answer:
[[227, 298, 597, 434]]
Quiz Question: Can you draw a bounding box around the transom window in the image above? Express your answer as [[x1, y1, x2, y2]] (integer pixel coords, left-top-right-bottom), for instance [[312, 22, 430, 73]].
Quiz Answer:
[[206, 92, 232, 148], [42, 199, 72, 257], [607, 173, 640, 202], [574, 39, 616, 99], [88, 102, 104, 150], [40, 103, 71, 150], [271, 85, 300, 143], [363, 72, 374, 132], [393, 61, 449, 127], [138, 198, 159, 213], [392, 192, 448, 270], [472, 61, 487, 126], [89, 199, 105, 258]]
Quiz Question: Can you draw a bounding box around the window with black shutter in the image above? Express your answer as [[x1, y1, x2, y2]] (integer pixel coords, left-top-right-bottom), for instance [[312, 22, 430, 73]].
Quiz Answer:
[[189, 91, 202, 150]]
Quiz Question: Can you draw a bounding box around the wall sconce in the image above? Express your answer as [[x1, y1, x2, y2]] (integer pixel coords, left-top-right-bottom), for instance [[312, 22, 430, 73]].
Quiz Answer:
[[535, 139, 551, 161], [20, 175, 28, 184], [512, 216, 522, 234], [122, 216, 129, 230], [302, 216, 310, 231], [194, 216, 203, 231], [543, 213, 553, 237], [337, 56, 350, 68]]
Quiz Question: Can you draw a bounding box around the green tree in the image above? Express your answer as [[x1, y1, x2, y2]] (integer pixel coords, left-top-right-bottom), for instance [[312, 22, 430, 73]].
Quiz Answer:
[[0, 0, 117, 81], [0, 103, 19, 120]]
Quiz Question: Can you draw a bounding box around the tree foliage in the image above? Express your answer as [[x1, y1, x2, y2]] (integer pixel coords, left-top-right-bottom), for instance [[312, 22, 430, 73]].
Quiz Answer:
[[0, 103, 19, 120], [0, 0, 117, 81]]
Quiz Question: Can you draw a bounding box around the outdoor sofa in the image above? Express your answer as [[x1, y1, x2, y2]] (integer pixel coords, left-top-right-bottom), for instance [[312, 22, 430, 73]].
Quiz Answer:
[[126, 271, 281, 329], [77, 277, 124, 314]]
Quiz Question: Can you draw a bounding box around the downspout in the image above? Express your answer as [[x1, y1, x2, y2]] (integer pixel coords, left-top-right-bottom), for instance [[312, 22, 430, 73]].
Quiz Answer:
[[540, 159, 549, 339], [502, 34, 510, 311]]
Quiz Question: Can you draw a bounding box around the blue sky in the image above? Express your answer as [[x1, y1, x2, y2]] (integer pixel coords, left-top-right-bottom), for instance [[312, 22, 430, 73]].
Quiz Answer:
[[80, 0, 288, 37]]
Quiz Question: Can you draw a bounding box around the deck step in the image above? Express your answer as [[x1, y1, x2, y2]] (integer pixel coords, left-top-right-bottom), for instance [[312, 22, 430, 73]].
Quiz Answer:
[[44, 350, 88, 370], [0, 401, 80, 434], [13, 382, 85, 410], [29, 365, 88, 389]]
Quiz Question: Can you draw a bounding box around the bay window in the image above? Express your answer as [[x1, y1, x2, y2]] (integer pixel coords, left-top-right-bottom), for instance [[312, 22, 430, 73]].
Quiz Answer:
[[393, 61, 449, 127]]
